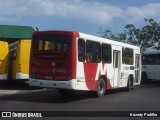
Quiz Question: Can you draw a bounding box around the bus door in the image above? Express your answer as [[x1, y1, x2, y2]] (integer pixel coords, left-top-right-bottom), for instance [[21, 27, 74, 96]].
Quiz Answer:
[[135, 54, 141, 84], [113, 50, 121, 87]]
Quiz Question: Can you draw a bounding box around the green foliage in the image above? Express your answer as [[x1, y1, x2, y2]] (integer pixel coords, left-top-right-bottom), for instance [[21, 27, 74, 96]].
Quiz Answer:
[[99, 18, 160, 52]]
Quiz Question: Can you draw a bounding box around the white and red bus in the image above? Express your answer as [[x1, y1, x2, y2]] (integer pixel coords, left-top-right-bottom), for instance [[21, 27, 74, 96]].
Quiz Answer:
[[29, 31, 141, 97]]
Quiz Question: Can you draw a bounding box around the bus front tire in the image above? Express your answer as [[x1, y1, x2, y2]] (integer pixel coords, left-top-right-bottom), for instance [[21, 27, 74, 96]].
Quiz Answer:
[[96, 78, 106, 98]]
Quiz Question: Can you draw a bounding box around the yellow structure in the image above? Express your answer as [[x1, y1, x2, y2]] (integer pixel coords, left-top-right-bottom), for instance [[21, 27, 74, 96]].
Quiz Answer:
[[8, 40, 31, 80], [0, 41, 8, 80]]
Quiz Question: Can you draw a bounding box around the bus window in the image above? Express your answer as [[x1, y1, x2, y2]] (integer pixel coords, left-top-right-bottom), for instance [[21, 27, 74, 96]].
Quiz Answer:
[[44, 41, 50, 50], [44, 41, 55, 50], [33, 34, 70, 52], [102, 43, 112, 63], [63, 44, 69, 52], [78, 38, 85, 62], [122, 47, 125, 64], [113, 51, 119, 68], [125, 48, 133, 65], [39, 40, 43, 50], [86, 40, 101, 63], [142, 55, 148, 65], [148, 54, 156, 65]]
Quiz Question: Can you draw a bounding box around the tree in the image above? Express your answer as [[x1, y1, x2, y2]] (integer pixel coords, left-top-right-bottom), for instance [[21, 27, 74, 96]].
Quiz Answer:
[[99, 18, 160, 52], [98, 28, 126, 42], [141, 18, 160, 50]]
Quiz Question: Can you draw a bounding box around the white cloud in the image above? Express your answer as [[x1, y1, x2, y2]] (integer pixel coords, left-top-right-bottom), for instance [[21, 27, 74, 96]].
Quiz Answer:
[[0, 0, 123, 23], [125, 3, 160, 23], [0, 0, 160, 24]]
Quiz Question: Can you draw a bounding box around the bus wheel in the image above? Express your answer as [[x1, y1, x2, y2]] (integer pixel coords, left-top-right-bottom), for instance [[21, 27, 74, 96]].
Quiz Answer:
[[141, 72, 148, 83], [96, 78, 106, 98], [126, 77, 132, 92], [58, 89, 75, 97]]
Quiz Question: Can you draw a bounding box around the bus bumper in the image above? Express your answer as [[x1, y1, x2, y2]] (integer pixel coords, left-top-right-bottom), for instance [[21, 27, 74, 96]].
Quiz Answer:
[[29, 78, 77, 90]]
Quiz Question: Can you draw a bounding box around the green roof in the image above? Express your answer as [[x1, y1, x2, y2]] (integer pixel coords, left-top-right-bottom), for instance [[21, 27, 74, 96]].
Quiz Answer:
[[0, 25, 35, 39]]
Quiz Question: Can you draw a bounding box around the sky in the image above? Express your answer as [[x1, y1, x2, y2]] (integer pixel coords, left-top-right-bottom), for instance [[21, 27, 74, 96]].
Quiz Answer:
[[0, 0, 160, 36]]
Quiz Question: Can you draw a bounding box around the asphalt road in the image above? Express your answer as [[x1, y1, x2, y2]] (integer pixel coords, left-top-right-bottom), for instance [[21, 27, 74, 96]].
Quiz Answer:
[[0, 80, 160, 120]]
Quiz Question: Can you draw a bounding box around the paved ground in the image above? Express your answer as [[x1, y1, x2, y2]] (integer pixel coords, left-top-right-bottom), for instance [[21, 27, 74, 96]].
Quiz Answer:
[[0, 80, 160, 120]]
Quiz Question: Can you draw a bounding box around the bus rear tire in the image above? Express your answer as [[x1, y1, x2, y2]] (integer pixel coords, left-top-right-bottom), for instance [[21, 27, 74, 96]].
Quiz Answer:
[[96, 78, 106, 98], [126, 77, 132, 92]]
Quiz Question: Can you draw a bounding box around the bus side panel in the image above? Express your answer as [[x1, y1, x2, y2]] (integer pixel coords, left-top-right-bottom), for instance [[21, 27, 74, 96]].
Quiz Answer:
[[71, 33, 79, 79], [76, 62, 113, 91], [83, 63, 98, 91], [17, 40, 31, 79], [83, 63, 112, 91], [0, 41, 8, 80]]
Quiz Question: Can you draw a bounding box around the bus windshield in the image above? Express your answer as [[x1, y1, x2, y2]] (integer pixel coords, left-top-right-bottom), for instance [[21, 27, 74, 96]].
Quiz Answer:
[[33, 34, 71, 52]]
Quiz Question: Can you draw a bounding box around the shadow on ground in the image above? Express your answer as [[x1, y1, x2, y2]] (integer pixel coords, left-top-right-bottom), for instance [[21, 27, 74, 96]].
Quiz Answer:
[[0, 80, 159, 103]]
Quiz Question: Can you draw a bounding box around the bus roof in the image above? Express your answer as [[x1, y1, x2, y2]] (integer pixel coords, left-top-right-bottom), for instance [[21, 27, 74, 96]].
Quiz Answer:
[[143, 50, 160, 55], [79, 32, 140, 50], [0, 25, 35, 39], [33, 30, 140, 51]]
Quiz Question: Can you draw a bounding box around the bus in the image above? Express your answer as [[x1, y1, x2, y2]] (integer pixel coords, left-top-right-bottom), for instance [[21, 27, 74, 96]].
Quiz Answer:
[[142, 50, 160, 82], [29, 30, 141, 97], [8, 40, 31, 80], [0, 41, 8, 80]]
